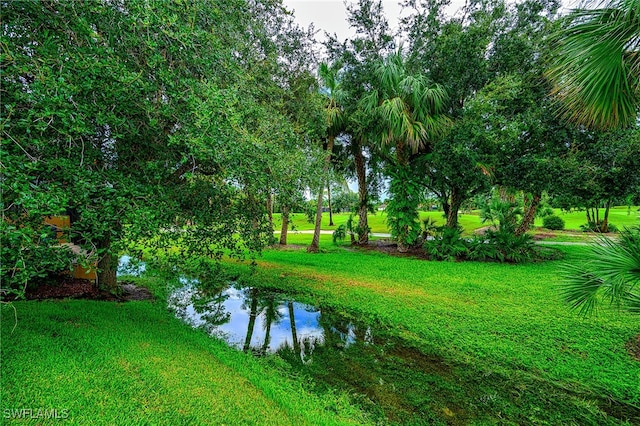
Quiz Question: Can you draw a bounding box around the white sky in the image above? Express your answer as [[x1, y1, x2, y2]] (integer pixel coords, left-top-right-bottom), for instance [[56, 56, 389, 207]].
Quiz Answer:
[[282, 0, 582, 42], [282, 0, 465, 42]]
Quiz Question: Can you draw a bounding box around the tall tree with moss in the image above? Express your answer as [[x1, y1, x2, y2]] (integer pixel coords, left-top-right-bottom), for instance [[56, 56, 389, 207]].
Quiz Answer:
[[362, 50, 449, 251]]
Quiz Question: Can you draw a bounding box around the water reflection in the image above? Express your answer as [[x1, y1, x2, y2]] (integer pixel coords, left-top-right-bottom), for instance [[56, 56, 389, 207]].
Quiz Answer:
[[117, 255, 146, 277], [168, 283, 338, 359]]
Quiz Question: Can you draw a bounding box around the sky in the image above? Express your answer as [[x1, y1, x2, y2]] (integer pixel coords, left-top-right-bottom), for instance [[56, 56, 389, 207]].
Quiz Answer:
[[282, 0, 582, 43], [281, 0, 464, 42]]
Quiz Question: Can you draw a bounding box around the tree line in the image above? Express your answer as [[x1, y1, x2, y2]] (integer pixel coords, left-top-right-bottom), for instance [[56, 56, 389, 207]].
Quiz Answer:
[[2, 0, 638, 297]]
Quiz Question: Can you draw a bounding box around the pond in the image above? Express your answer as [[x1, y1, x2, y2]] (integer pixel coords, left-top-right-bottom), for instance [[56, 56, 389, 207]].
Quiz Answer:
[[118, 256, 466, 424], [166, 280, 464, 424]]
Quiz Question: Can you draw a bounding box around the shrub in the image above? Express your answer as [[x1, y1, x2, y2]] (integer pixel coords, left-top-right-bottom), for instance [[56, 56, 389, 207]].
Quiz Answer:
[[332, 224, 347, 244], [468, 229, 536, 263], [424, 227, 468, 261], [543, 215, 565, 230]]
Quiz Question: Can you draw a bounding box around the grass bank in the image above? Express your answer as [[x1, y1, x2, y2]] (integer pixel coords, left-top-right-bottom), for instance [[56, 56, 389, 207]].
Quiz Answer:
[[225, 242, 640, 423], [1, 299, 367, 425]]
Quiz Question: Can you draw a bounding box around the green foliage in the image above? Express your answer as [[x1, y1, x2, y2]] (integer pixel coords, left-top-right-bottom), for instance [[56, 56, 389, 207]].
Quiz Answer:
[[580, 222, 619, 233], [385, 166, 423, 248], [468, 229, 537, 263], [548, 0, 640, 129], [560, 226, 640, 315], [553, 128, 640, 228], [0, 222, 77, 298], [480, 196, 523, 234], [543, 215, 566, 230], [332, 214, 370, 245], [423, 226, 468, 261], [332, 224, 347, 245], [1, 0, 323, 293]]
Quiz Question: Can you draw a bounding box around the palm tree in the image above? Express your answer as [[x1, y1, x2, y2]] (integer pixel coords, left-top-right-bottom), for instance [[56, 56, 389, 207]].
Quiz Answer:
[[363, 50, 449, 165], [308, 62, 347, 253], [362, 50, 449, 251], [560, 226, 640, 315], [550, 1, 640, 315], [548, 0, 640, 129]]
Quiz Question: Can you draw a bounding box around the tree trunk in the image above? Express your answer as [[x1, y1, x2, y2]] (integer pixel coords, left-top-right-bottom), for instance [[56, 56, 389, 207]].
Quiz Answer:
[[308, 186, 325, 253], [288, 301, 301, 358], [395, 143, 410, 253], [96, 234, 117, 291], [354, 141, 369, 245], [266, 192, 273, 230], [279, 206, 289, 245], [243, 288, 259, 352], [601, 201, 611, 233], [515, 193, 541, 236], [445, 189, 464, 229], [442, 199, 451, 221], [308, 135, 334, 253], [327, 184, 334, 226]]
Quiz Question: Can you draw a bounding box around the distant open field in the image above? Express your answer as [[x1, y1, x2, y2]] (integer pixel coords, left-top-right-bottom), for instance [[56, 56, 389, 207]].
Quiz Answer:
[[274, 206, 640, 237]]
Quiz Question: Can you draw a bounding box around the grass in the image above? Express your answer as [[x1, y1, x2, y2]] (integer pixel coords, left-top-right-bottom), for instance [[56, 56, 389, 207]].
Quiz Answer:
[[275, 206, 639, 241], [3, 230, 640, 424], [534, 206, 640, 231], [274, 211, 486, 234], [1, 299, 367, 425], [230, 242, 640, 423]]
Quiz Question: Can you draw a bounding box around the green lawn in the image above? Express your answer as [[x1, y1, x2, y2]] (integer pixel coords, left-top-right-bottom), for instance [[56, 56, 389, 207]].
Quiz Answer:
[[534, 206, 640, 230], [3, 240, 639, 424], [275, 206, 640, 237], [243, 243, 639, 423], [274, 210, 486, 234], [1, 299, 366, 425]]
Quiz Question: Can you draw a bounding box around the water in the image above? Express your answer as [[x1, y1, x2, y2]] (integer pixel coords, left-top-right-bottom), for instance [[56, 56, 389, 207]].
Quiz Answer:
[[116, 256, 457, 423], [117, 255, 146, 277], [167, 282, 372, 360], [165, 280, 462, 424]]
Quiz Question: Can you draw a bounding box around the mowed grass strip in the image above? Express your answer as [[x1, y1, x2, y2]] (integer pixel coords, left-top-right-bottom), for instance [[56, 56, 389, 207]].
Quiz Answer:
[[239, 244, 640, 408], [1, 300, 367, 425], [274, 206, 639, 235]]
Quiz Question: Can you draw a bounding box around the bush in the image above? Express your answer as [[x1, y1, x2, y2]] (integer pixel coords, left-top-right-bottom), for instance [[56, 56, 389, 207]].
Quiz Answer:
[[542, 215, 565, 230], [423, 227, 468, 261], [467, 229, 536, 263], [332, 224, 346, 244]]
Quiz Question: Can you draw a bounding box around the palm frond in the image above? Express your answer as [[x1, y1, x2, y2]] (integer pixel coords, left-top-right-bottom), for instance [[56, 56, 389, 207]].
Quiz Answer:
[[559, 262, 604, 317], [548, 0, 640, 129]]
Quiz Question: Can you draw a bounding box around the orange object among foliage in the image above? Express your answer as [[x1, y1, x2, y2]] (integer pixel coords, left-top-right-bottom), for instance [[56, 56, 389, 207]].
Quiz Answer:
[[44, 215, 97, 281]]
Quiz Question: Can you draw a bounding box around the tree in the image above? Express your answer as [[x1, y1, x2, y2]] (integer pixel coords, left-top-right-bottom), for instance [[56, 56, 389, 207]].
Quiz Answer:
[[554, 128, 640, 233], [548, 0, 640, 129], [321, 0, 396, 246], [362, 50, 449, 251], [1, 0, 319, 295], [308, 62, 346, 253]]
